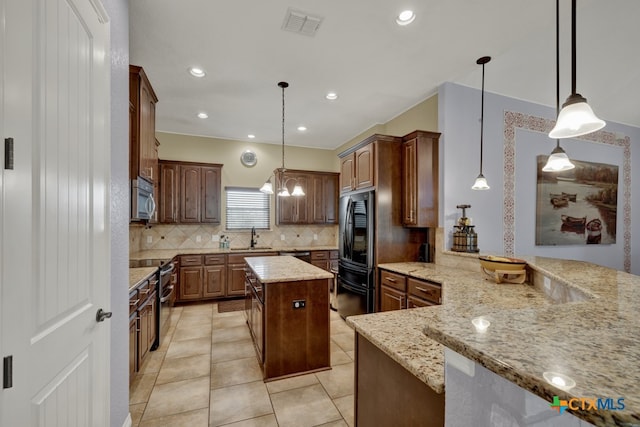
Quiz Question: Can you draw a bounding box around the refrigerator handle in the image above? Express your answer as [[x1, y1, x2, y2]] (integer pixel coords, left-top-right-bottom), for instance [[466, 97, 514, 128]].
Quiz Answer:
[[346, 198, 354, 257]]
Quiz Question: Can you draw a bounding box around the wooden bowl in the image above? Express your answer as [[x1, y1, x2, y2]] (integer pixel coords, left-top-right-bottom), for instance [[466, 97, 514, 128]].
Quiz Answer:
[[478, 255, 527, 272]]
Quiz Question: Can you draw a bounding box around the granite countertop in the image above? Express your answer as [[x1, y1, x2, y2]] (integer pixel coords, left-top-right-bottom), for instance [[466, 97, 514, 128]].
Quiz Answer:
[[129, 267, 158, 292], [245, 256, 334, 284], [348, 257, 640, 427], [130, 246, 338, 262]]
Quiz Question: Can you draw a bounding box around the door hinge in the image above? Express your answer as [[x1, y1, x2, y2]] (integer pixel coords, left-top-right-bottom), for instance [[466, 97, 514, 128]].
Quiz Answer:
[[5, 137, 14, 170], [3, 355, 13, 389]]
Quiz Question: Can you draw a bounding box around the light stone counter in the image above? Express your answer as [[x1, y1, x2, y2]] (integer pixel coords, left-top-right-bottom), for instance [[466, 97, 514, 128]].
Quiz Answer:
[[129, 267, 158, 292], [347, 257, 640, 426], [245, 256, 333, 283], [130, 246, 338, 262]]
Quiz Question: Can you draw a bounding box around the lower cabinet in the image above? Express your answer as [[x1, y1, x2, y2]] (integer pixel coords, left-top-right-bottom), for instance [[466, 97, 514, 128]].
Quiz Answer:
[[129, 271, 158, 384], [204, 255, 226, 298], [379, 268, 441, 311]]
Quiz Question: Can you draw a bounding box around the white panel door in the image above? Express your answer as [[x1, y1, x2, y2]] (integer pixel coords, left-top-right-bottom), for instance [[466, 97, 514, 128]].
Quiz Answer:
[[1, 0, 111, 425]]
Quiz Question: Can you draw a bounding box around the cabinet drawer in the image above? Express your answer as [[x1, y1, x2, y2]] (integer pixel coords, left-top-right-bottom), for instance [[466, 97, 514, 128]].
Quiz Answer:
[[181, 255, 203, 266], [380, 269, 406, 292], [204, 254, 225, 265], [228, 252, 275, 264], [329, 250, 339, 260], [137, 280, 153, 300], [407, 278, 441, 304], [311, 251, 329, 260], [407, 295, 437, 308], [129, 289, 139, 315]]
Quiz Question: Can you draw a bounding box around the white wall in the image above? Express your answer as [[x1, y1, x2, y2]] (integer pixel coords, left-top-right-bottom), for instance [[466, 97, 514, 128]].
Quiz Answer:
[[438, 82, 640, 274], [103, 0, 130, 425]]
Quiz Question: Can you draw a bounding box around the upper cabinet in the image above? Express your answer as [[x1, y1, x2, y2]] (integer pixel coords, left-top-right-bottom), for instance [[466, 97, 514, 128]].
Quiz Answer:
[[275, 170, 339, 225], [339, 144, 375, 193], [401, 130, 440, 228], [129, 65, 158, 183], [159, 160, 223, 224]]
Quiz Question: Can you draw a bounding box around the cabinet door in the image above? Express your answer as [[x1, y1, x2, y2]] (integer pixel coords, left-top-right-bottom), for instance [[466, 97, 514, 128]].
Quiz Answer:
[[402, 138, 417, 226], [129, 313, 137, 382], [355, 145, 374, 189], [227, 264, 247, 296], [407, 295, 436, 308], [310, 174, 324, 223], [311, 260, 330, 271], [201, 166, 221, 224], [294, 175, 309, 223], [147, 291, 157, 351], [180, 165, 201, 222], [137, 303, 150, 368], [380, 285, 406, 312], [324, 174, 338, 224], [203, 265, 226, 298], [179, 266, 202, 300], [159, 162, 180, 223], [139, 80, 154, 181], [340, 154, 354, 193]]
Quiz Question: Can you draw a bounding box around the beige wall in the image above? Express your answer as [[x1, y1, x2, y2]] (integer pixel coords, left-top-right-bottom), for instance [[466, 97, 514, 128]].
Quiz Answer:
[[333, 94, 438, 156]]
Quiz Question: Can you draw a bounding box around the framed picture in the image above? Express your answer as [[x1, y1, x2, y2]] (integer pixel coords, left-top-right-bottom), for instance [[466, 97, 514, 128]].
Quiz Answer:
[[535, 156, 618, 246]]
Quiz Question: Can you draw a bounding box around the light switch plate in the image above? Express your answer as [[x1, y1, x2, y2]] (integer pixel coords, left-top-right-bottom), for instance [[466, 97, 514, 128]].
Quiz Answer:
[[196, 235, 201, 242], [146, 236, 152, 244], [313, 234, 318, 240], [212, 235, 220, 242], [280, 234, 285, 241], [544, 276, 551, 291]]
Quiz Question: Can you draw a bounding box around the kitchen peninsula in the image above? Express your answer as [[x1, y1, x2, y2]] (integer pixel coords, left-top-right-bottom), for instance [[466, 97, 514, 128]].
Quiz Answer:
[[244, 256, 334, 381], [348, 255, 640, 427]]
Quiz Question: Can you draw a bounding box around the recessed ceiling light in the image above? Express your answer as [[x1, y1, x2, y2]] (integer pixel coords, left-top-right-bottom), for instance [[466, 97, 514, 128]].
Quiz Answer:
[[248, 134, 256, 139], [396, 10, 415, 26], [189, 67, 206, 77], [297, 126, 307, 132], [197, 112, 208, 119], [326, 92, 338, 100]]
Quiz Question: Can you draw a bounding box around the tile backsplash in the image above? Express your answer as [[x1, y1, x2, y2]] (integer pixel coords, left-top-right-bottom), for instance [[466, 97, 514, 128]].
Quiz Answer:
[[130, 223, 338, 253]]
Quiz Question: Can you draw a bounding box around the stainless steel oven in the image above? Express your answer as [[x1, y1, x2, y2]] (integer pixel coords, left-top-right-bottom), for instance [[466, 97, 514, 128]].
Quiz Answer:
[[131, 176, 156, 221]]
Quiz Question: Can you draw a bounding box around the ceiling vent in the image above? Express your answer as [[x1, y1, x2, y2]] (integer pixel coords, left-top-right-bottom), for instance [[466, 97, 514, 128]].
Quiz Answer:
[[281, 8, 323, 37]]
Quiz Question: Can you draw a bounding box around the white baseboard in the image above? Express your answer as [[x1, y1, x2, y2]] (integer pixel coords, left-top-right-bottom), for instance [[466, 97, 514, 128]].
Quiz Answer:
[[122, 413, 132, 427]]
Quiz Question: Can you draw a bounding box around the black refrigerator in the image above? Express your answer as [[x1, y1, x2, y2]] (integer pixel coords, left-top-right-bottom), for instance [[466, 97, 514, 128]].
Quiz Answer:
[[337, 190, 375, 318]]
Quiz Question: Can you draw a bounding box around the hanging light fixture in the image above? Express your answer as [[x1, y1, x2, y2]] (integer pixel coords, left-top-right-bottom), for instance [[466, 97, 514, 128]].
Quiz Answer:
[[544, 0, 575, 172], [548, 0, 605, 139], [259, 81, 305, 197], [472, 56, 491, 191]]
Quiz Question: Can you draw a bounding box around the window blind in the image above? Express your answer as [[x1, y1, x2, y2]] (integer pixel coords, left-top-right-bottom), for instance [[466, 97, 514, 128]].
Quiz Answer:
[[225, 187, 270, 230]]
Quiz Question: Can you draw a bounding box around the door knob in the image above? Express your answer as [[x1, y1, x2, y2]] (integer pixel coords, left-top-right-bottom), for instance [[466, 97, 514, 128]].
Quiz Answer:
[[96, 309, 112, 322]]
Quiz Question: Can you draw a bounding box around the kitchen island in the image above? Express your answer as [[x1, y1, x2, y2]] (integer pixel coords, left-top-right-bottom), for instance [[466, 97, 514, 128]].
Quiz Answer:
[[347, 255, 640, 427], [244, 256, 334, 381]]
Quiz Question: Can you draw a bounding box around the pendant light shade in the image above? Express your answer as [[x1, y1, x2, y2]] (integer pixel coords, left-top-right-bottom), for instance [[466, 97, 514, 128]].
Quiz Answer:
[[471, 56, 491, 191], [544, 0, 575, 172], [548, 0, 605, 139], [548, 94, 605, 139], [259, 178, 274, 194], [542, 145, 575, 172]]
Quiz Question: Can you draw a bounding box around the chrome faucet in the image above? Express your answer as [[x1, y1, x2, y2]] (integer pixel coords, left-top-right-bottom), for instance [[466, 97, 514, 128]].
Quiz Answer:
[[250, 226, 258, 248]]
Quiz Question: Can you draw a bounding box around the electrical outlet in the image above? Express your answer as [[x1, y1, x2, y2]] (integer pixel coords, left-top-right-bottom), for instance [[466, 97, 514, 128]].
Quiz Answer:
[[292, 300, 306, 309], [313, 234, 318, 240], [196, 235, 201, 242], [146, 236, 152, 244], [544, 276, 551, 291], [280, 234, 285, 241], [212, 235, 220, 242]]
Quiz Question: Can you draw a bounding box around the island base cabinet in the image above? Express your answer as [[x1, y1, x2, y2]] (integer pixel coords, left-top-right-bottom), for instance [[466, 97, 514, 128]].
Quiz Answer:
[[262, 278, 331, 381], [355, 333, 444, 427]]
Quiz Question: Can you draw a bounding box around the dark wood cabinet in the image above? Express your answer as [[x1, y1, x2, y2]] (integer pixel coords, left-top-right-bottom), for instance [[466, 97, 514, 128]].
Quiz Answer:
[[380, 285, 407, 311], [340, 144, 375, 193], [204, 265, 226, 298], [178, 255, 204, 301], [402, 130, 440, 227], [158, 160, 222, 224], [379, 268, 441, 311], [129, 65, 158, 184], [276, 170, 338, 225], [129, 271, 159, 383], [129, 313, 137, 384], [227, 264, 248, 297], [159, 162, 179, 223]]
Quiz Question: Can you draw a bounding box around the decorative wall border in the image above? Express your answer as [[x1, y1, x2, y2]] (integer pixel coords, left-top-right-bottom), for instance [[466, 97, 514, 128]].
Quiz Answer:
[[503, 111, 631, 272]]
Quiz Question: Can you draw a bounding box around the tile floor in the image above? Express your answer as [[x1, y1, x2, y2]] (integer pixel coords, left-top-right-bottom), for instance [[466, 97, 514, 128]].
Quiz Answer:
[[129, 302, 356, 427]]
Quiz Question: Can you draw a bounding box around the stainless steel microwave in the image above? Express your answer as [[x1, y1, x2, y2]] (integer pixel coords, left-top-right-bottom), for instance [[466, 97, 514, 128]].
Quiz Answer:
[[131, 176, 156, 221]]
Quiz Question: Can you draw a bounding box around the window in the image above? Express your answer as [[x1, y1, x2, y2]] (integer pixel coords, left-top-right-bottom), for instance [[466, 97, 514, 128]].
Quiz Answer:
[[225, 187, 270, 230]]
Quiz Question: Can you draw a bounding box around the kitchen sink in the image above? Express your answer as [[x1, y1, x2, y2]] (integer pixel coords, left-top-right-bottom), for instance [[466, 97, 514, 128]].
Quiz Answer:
[[229, 247, 272, 251]]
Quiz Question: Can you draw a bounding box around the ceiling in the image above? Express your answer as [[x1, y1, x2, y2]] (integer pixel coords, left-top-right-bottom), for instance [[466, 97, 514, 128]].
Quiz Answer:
[[129, 0, 640, 150]]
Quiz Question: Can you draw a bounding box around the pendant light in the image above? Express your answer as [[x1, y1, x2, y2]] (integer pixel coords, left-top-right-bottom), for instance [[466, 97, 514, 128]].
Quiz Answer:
[[471, 56, 491, 191], [548, 0, 605, 139], [543, 0, 575, 172], [259, 81, 305, 197]]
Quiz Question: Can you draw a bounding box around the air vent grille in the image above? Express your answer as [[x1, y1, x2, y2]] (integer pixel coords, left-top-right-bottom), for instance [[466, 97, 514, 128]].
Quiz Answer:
[[282, 8, 323, 37]]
